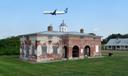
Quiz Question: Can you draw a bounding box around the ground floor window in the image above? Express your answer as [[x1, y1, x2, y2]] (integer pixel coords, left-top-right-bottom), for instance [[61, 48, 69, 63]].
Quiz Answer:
[[32, 45, 35, 56], [112, 46, 116, 50], [125, 46, 128, 48], [25, 45, 29, 57], [117, 46, 120, 48], [53, 46, 58, 54], [42, 46, 47, 54], [108, 46, 111, 48]]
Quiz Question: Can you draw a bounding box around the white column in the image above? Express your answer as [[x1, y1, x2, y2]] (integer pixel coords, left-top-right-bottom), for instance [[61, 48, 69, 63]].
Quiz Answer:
[[47, 44, 53, 54], [37, 45, 42, 56], [29, 45, 32, 56], [20, 48, 22, 57]]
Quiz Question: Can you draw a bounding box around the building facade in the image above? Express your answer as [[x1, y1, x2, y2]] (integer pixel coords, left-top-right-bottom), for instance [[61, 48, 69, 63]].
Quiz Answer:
[[105, 38, 128, 50], [19, 21, 102, 63]]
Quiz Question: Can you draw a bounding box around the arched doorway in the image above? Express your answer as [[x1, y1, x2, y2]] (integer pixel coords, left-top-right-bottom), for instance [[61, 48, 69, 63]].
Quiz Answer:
[[84, 46, 91, 56], [63, 46, 68, 58], [72, 46, 79, 57]]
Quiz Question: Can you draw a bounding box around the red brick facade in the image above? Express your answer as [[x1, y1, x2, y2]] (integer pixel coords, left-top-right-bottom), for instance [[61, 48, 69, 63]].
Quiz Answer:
[[62, 35, 101, 59]]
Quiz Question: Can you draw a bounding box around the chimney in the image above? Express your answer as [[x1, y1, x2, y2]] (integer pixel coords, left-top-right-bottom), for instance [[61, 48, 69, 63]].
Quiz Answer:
[[48, 25, 53, 32], [80, 28, 84, 33]]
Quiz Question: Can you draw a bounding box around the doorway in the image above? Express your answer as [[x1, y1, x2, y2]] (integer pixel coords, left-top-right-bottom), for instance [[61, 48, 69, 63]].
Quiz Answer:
[[72, 46, 79, 57], [84, 46, 91, 56]]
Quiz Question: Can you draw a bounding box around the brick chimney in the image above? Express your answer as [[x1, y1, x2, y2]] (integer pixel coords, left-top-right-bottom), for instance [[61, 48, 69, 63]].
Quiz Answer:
[[80, 28, 84, 33], [48, 25, 53, 32]]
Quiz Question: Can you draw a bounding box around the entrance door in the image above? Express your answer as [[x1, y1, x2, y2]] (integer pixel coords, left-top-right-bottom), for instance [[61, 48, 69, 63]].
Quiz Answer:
[[72, 46, 79, 57], [84, 46, 91, 56], [63, 46, 68, 58]]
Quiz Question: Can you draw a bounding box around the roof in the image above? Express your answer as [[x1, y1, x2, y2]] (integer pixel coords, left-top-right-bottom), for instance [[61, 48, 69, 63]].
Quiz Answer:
[[106, 38, 128, 46], [19, 31, 101, 37], [39, 31, 101, 37]]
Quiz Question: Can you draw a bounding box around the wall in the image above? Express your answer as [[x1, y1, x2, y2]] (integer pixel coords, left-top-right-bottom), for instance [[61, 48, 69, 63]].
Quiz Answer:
[[36, 35, 64, 62], [65, 36, 101, 59], [20, 34, 101, 63], [20, 35, 37, 62]]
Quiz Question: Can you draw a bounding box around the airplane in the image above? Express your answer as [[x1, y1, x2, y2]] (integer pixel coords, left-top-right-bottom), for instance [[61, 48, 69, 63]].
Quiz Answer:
[[43, 8, 68, 15]]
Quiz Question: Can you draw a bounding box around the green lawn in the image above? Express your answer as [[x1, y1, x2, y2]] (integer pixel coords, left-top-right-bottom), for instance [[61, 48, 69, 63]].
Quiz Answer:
[[0, 51, 128, 76]]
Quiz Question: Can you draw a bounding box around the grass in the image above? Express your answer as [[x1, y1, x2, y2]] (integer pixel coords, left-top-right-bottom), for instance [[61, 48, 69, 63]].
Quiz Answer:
[[0, 50, 128, 76]]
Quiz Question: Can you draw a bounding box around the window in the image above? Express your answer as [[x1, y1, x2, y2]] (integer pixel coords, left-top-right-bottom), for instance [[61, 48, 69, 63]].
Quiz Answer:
[[32, 45, 35, 56], [117, 46, 120, 48], [53, 46, 58, 54], [125, 46, 128, 48], [109, 46, 111, 48], [25, 45, 29, 57], [42, 46, 47, 54]]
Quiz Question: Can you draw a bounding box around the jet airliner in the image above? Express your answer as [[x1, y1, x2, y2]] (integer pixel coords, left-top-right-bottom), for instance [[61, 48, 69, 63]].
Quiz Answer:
[[43, 8, 68, 15]]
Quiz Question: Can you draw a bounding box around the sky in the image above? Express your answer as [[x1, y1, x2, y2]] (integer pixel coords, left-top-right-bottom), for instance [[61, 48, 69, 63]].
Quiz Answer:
[[0, 0, 128, 39]]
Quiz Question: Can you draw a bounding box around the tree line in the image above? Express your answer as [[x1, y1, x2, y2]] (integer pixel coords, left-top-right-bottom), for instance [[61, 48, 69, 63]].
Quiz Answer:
[[0, 36, 20, 55]]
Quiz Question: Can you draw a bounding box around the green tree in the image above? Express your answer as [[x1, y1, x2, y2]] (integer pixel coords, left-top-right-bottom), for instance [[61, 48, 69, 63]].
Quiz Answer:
[[0, 36, 20, 55]]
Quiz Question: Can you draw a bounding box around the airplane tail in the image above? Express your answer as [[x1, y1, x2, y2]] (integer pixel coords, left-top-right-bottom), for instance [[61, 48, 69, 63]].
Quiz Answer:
[[65, 8, 68, 13]]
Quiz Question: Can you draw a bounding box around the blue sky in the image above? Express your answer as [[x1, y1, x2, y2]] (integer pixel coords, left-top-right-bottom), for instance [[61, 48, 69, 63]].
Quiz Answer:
[[0, 0, 128, 39]]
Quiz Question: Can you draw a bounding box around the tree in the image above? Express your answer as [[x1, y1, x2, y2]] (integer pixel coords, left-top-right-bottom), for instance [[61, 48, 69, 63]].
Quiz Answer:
[[0, 36, 20, 55]]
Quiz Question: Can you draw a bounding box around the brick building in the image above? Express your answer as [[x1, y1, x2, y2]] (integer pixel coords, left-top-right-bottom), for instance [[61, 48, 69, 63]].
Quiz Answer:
[[19, 21, 102, 63]]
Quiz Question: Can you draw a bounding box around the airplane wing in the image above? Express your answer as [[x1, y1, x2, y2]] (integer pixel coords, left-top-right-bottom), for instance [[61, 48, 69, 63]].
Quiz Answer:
[[53, 10, 57, 14]]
